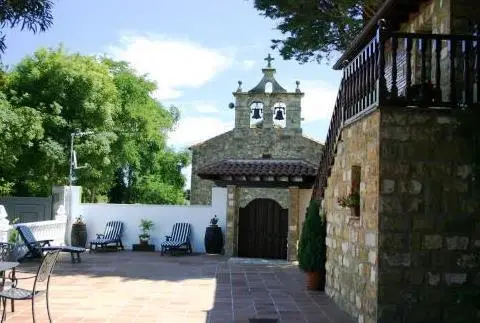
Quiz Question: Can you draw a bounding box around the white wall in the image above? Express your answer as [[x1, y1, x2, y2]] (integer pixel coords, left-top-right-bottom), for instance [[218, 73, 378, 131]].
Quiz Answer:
[[80, 187, 227, 253]]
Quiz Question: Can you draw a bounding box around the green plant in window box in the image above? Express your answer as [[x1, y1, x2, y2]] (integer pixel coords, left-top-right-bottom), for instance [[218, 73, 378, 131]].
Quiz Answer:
[[337, 191, 360, 208]]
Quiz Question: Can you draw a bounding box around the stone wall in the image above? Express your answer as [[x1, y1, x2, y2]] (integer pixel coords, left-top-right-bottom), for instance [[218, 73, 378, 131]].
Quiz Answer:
[[377, 108, 480, 323], [323, 111, 381, 323], [238, 187, 289, 209], [400, 0, 451, 34], [225, 185, 239, 257], [190, 129, 322, 205], [324, 106, 480, 323], [451, 0, 480, 34]]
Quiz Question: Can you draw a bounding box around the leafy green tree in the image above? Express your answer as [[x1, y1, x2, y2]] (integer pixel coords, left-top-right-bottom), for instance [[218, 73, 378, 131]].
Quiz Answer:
[[102, 58, 190, 204], [5, 47, 119, 197], [0, 0, 54, 55], [0, 92, 43, 194], [3, 47, 190, 203], [252, 0, 374, 63]]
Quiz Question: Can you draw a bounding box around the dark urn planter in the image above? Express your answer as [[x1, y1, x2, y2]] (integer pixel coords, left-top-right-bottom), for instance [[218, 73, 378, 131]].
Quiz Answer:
[[204, 226, 223, 254], [71, 222, 87, 248]]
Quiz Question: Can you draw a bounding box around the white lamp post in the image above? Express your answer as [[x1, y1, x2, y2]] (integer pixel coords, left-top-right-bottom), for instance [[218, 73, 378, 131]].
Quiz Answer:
[[67, 130, 93, 245], [69, 130, 94, 186]]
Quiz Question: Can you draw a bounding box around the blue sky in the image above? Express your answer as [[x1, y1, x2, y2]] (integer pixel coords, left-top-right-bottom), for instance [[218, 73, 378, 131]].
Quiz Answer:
[[5, 0, 342, 187]]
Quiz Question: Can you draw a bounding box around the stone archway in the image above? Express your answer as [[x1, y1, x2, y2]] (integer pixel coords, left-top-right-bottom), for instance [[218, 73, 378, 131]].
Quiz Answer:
[[237, 198, 288, 259]]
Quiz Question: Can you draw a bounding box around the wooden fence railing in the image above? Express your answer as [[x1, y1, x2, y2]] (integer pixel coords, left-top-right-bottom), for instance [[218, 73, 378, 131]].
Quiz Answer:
[[312, 21, 480, 200]]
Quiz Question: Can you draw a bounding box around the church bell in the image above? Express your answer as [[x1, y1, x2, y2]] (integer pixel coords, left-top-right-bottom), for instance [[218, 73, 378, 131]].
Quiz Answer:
[[274, 107, 285, 121], [251, 107, 262, 119]]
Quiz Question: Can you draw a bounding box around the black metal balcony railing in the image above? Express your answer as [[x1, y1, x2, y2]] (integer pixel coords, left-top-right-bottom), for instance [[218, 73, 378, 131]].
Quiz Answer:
[[312, 22, 480, 201]]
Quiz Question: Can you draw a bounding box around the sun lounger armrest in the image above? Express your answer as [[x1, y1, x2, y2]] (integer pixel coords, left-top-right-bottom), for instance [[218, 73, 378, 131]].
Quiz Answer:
[[38, 239, 53, 247], [96, 234, 105, 239], [165, 235, 171, 241], [27, 241, 43, 249]]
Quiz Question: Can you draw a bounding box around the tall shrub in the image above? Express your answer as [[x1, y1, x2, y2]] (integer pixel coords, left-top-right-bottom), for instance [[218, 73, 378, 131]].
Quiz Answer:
[[298, 199, 327, 272]]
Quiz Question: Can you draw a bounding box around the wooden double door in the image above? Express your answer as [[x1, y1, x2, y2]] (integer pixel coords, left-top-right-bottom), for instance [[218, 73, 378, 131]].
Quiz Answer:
[[238, 198, 288, 259]]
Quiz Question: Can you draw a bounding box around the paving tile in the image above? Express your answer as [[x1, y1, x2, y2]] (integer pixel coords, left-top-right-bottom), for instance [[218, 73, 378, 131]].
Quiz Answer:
[[0, 253, 354, 323]]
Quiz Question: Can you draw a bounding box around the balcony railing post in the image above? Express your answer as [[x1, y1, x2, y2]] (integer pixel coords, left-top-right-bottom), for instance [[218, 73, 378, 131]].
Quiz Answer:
[[405, 37, 413, 101], [434, 38, 442, 103], [377, 19, 388, 106], [463, 39, 472, 105], [475, 24, 480, 103], [449, 39, 457, 106], [391, 36, 399, 99]]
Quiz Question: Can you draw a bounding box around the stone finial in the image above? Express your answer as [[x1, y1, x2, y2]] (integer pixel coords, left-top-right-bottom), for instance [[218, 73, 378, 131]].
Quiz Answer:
[[264, 54, 274, 68], [295, 80, 301, 93], [55, 204, 67, 223], [237, 80, 242, 92]]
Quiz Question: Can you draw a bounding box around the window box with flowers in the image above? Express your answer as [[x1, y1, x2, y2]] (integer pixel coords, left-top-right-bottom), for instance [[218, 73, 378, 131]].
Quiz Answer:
[[337, 191, 360, 218]]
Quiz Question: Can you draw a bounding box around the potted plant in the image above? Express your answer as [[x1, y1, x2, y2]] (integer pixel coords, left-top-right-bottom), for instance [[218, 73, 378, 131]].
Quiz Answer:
[[8, 218, 23, 261], [298, 199, 327, 290], [204, 215, 223, 254], [139, 219, 154, 245], [337, 191, 360, 217], [71, 215, 88, 248]]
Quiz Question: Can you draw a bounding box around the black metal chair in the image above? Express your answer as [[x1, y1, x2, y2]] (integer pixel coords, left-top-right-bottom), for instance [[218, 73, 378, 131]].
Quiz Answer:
[[0, 243, 15, 263], [0, 243, 15, 313], [0, 249, 61, 322]]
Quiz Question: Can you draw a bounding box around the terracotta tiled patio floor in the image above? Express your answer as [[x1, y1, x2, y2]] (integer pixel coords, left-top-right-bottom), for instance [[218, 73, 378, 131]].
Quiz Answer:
[[2, 252, 354, 323]]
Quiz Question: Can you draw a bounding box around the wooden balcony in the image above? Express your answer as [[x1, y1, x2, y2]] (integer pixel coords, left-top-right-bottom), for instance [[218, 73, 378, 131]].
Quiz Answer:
[[312, 22, 480, 200]]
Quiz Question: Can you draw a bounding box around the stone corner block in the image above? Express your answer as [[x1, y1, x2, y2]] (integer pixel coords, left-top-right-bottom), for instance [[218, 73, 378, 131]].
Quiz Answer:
[[446, 236, 469, 250], [423, 235, 442, 250], [381, 179, 395, 195], [445, 273, 467, 286]]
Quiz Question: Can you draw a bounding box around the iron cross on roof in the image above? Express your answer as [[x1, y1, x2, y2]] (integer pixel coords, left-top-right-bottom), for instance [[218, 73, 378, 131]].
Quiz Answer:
[[264, 54, 274, 68]]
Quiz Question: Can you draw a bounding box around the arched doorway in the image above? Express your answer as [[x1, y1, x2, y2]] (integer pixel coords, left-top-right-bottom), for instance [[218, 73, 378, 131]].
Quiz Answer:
[[238, 198, 288, 259]]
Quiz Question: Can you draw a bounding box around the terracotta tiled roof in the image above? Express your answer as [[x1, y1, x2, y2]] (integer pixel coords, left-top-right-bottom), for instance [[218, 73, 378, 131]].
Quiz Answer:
[[197, 159, 318, 177]]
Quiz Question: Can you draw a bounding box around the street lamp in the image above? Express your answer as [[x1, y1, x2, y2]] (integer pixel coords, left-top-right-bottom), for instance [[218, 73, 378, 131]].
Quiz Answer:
[[69, 130, 94, 186]]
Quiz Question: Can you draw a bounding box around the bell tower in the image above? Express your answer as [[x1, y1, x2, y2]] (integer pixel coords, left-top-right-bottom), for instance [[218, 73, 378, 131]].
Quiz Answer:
[[231, 54, 304, 136]]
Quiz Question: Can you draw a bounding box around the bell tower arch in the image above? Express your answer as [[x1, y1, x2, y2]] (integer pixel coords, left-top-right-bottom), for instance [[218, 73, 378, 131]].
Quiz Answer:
[[232, 54, 304, 136]]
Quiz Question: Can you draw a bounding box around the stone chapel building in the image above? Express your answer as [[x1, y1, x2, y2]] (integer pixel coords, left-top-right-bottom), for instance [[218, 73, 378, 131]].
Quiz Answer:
[[189, 56, 323, 261]]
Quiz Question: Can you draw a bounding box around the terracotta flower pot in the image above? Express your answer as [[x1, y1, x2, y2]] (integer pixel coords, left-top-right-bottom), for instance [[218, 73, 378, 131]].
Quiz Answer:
[[306, 270, 326, 291]]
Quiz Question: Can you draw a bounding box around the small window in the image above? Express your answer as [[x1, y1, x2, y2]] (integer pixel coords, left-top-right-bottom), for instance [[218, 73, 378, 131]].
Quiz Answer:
[[273, 102, 286, 128], [351, 165, 361, 217], [264, 82, 273, 93], [262, 154, 271, 159], [250, 101, 264, 128]]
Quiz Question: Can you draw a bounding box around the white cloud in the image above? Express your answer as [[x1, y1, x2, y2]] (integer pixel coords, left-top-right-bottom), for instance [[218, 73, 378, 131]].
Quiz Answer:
[[195, 103, 219, 114], [168, 116, 233, 148], [241, 59, 256, 70], [107, 33, 234, 100], [299, 80, 338, 123]]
